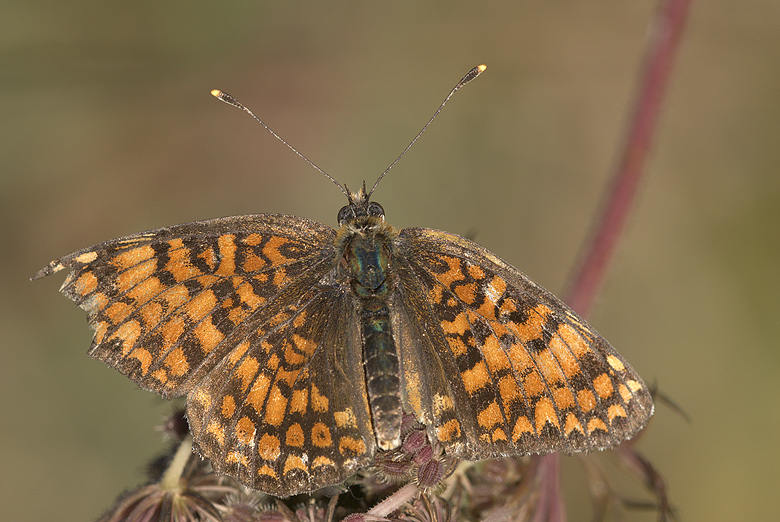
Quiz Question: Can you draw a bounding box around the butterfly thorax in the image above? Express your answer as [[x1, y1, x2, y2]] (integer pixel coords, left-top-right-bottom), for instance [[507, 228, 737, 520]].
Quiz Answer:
[[336, 189, 399, 295]]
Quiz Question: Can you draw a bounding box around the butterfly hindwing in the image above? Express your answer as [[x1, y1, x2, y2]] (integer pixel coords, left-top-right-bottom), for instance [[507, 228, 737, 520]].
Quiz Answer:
[[395, 227, 654, 459], [187, 283, 376, 496]]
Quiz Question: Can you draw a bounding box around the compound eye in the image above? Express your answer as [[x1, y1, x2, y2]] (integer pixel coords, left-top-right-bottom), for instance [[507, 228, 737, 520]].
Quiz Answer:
[[337, 205, 354, 225], [367, 202, 385, 219]]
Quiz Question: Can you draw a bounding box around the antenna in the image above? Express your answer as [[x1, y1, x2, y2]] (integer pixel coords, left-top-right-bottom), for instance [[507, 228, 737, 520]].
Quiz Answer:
[[211, 89, 348, 197], [367, 64, 486, 198], [211, 64, 486, 200]]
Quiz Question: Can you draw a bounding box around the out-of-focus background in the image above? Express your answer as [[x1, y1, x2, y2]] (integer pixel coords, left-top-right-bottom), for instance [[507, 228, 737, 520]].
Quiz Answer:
[[3, 2, 778, 520]]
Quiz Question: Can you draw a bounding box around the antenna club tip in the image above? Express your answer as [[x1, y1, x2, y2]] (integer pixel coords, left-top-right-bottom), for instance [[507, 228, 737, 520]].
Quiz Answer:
[[210, 89, 224, 98], [477, 64, 487, 72]]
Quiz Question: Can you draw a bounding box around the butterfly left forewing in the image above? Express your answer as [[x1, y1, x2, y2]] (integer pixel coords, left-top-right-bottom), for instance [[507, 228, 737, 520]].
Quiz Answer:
[[34, 214, 339, 398], [395, 227, 653, 460]]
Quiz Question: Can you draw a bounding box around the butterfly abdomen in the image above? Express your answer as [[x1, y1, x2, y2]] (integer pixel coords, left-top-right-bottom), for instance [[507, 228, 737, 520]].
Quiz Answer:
[[343, 229, 403, 450], [360, 297, 402, 450]]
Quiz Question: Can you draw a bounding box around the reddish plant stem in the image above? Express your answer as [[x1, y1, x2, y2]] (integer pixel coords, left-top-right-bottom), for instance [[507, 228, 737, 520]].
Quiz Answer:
[[535, 1, 691, 521], [565, 0, 692, 315]]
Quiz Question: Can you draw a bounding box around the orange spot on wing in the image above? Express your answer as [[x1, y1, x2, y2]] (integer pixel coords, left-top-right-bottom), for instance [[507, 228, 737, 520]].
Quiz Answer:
[[243, 233, 263, 246], [477, 401, 503, 429], [441, 312, 470, 336], [74, 251, 98, 264], [160, 316, 185, 352], [215, 234, 237, 277], [112, 319, 142, 355], [433, 256, 466, 290], [243, 252, 267, 272], [286, 423, 305, 447], [127, 276, 163, 307], [480, 333, 510, 373], [164, 347, 190, 377], [263, 236, 293, 266], [116, 259, 157, 293], [151, 368, 168, 384], [454, 282, 477, 304], [564, 413, 584, 436], [498, 375, 520, 411], [535, 349, 565, 384], [197, 246, 217, 270], [534, 397, 560, 430], [184, 290, 217, 322], [257, 433, 281, 461], [129, 347, 152, 374], [311, 422, 333, 447], [593, 373, 614, 399], [207, 420, 225, 446], [509, 304, 552, 343], [437, 419, 462, 443], [226, 450, 248, 467], [256, 464, 278, 479], [557, 323, 591, 357], [289, 389, 308, 415], [462, 361, 490, 394], [235, 416, 256, 445], [265, 386, 288, 426], [312, 456, 335, 469], [235, 282, 264, 313], [334, 408, 357, 428], [512, 416, 534, 440], [607, 355, 625, 371], [293, 334, 317, 356], [548, 331, 581, 378], [228, 340, 250, 365], [105, 301, 133, 324], [193, 316, 225, 355], [272, 267, 288, 287], [221, 395, 236, 418], [608, 404, 627, 422], [492, 428, 508, 442], [523, 370, 546, 397], [445, 336, 468, 357], [577, 389, 596, 413], [162, 285, 190, 310], [165, 247, 201, 283], [112, 245, 155, 270], [551, 386, 575, 410], [246, 372, 270, 412], [467, 264, 485, 280], [73, 272, 98, 296], [338, 436, 367, 456], [283, 455, 308, 474], [587, 418, 608, 434], [311, 384, 329, 412], [618, 384, 632, 402]]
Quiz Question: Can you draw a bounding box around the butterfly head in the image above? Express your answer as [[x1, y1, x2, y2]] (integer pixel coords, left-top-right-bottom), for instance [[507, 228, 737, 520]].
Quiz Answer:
[[337, 181, 385, 229]]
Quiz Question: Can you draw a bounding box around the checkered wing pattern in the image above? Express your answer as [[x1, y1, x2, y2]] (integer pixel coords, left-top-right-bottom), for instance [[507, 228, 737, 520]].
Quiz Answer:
[[34, 214, 376, 495], [394, 228, 654, 459]]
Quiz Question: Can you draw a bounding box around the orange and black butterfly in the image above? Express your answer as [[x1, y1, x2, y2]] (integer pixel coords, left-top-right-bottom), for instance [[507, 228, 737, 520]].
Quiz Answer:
[[34, 65, 652, 497]]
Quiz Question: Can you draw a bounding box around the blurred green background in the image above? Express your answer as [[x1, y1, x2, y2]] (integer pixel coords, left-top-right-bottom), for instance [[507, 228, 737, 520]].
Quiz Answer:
[[3, 1, 778, 520]]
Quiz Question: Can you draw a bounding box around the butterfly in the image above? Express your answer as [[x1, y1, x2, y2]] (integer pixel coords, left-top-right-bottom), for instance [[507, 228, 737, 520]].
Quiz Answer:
[[34, 65, 653, 497]]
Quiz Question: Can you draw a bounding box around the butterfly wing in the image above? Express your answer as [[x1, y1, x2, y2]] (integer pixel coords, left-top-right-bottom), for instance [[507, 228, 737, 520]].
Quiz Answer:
[[35, 214, 338, 397], [186, 276, 376, 496], [35, 214, 377, 495], [394, 228, 653, 460]]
